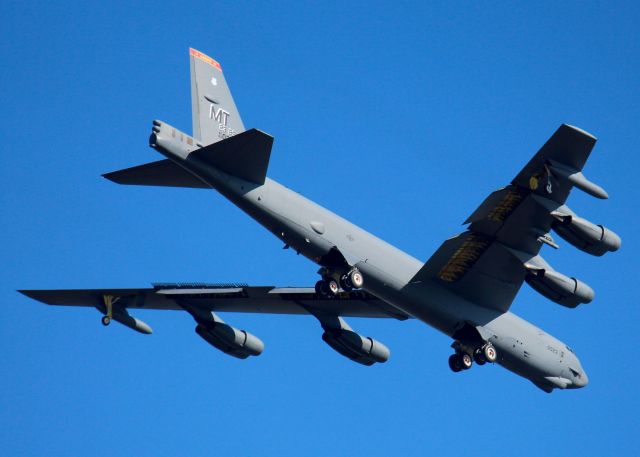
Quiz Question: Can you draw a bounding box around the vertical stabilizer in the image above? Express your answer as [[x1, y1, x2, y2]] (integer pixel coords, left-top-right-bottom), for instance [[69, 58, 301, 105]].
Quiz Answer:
[[190, 48, 245, 146]]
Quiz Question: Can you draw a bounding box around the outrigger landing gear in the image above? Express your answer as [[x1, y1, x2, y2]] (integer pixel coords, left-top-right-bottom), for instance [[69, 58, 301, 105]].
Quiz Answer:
[[315, 268, 364, 297], [449, 342, 497, 373], [101, 295, 120, 327]]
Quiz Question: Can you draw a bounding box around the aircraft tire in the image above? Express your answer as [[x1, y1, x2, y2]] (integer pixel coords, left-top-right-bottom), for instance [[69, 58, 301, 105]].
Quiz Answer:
[[483, 343, 497, 363], [315, 280, 325, 295], [349, 270, 364, 289], [448, 354, 462, 373], [473, 348, 487, 365], [339, 274, 353, 292], [460, 353, 473, 370], [327, 279, 340, 295], [101, 315, 111, 326]]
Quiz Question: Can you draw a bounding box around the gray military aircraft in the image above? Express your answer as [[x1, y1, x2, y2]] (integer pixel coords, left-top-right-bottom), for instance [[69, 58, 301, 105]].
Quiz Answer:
[[20, 48, 621, 392]]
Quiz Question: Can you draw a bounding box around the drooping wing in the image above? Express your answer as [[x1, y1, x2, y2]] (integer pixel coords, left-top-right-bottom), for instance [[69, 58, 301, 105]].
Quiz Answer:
[[19, 284, 410, 320], [412, 124, 602, 312]]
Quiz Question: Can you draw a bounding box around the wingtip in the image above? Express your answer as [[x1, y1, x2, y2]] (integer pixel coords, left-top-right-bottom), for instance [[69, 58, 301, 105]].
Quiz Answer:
[[17, 289, 47, 303], [102, 171, 121, 184], [562, 124, 598, 141]]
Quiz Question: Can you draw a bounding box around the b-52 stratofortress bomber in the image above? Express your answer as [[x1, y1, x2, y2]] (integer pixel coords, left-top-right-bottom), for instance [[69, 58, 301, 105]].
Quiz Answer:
[[21, 48, 621, 392]]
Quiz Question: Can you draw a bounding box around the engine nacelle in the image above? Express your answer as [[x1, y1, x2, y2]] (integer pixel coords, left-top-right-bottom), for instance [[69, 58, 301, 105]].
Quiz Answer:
[[196, 323, 264, 359], [553, 215, 621, 256], [525, 268, 594, 308], [322, 329, 390, 366]]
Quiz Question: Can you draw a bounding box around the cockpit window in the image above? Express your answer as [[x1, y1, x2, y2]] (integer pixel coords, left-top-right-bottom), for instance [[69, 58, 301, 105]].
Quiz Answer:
[[566, 345, 574, 353]]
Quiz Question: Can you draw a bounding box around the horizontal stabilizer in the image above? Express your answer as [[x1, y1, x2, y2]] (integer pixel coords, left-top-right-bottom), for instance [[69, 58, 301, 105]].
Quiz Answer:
[[190, 128, 273, 185], [103, 159, 209, 188]]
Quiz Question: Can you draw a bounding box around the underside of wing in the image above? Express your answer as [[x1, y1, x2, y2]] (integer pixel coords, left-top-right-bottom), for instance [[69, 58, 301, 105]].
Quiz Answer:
[[413, 124, 620, 313], [20, 283, 408, 365], [19, 284, 409, 319]]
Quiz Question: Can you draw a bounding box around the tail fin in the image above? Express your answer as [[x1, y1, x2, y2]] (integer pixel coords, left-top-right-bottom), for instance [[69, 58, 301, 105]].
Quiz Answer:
[[190, 48, 245, 146]]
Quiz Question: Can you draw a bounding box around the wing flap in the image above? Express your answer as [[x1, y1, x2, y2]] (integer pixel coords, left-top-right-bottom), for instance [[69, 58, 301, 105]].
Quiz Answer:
[[412, 232, 526, 311]]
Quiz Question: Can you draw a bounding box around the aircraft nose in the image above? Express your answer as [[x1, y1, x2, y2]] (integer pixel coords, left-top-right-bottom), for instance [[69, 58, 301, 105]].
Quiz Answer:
[[568, 366, 589, 388], [576, 369, 589, 387]]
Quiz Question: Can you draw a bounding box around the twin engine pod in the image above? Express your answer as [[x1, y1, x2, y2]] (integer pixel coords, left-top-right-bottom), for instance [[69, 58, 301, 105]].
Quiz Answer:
[[186, 304, 388, 365], [525, 268, 594, 309], [322, 329, 390, 366], [552, 214, 621, 256], [195, 322, 264, 360]]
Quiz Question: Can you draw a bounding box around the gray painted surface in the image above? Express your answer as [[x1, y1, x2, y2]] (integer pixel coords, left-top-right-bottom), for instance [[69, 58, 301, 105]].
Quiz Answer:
[[22, 49, 620, 392]]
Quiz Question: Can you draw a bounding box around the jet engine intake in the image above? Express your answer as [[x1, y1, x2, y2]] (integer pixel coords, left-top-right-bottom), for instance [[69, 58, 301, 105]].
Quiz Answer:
[[322, 329, 390, 366], [552, 215, 621, 256], [525, 268, 594, 308], [195, 323, 264, 359]]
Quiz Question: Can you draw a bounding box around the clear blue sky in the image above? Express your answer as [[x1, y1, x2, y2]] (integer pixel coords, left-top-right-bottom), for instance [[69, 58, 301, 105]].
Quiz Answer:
[[1, 1, 639, 455]]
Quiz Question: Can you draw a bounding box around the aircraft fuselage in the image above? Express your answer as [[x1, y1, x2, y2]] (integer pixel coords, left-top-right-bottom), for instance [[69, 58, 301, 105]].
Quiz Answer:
[[155, 129, 589, 392]]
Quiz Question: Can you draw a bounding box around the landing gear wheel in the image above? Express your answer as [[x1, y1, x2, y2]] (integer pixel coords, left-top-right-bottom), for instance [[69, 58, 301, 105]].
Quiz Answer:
[[339, 274, 353, 292], [327, 278, 340, 295], [349, 269, 364, 289], [448, 354, 462, 372], [316, 278, 339, 297], [460, 353, 473, 370], [473, 348, 487, 365], [101, 315, 111, 326], [483, 343, 497, 363]]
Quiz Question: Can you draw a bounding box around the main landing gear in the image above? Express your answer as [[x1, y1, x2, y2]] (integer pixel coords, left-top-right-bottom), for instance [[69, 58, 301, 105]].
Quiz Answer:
[[448, 343, 497, 373], [315, 268, 364, 297]]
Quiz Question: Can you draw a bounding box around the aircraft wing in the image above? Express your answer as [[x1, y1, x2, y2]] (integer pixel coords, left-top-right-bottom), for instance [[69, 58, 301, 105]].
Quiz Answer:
[[19, 283, 411, 320], [412, 124, 607, 313]]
